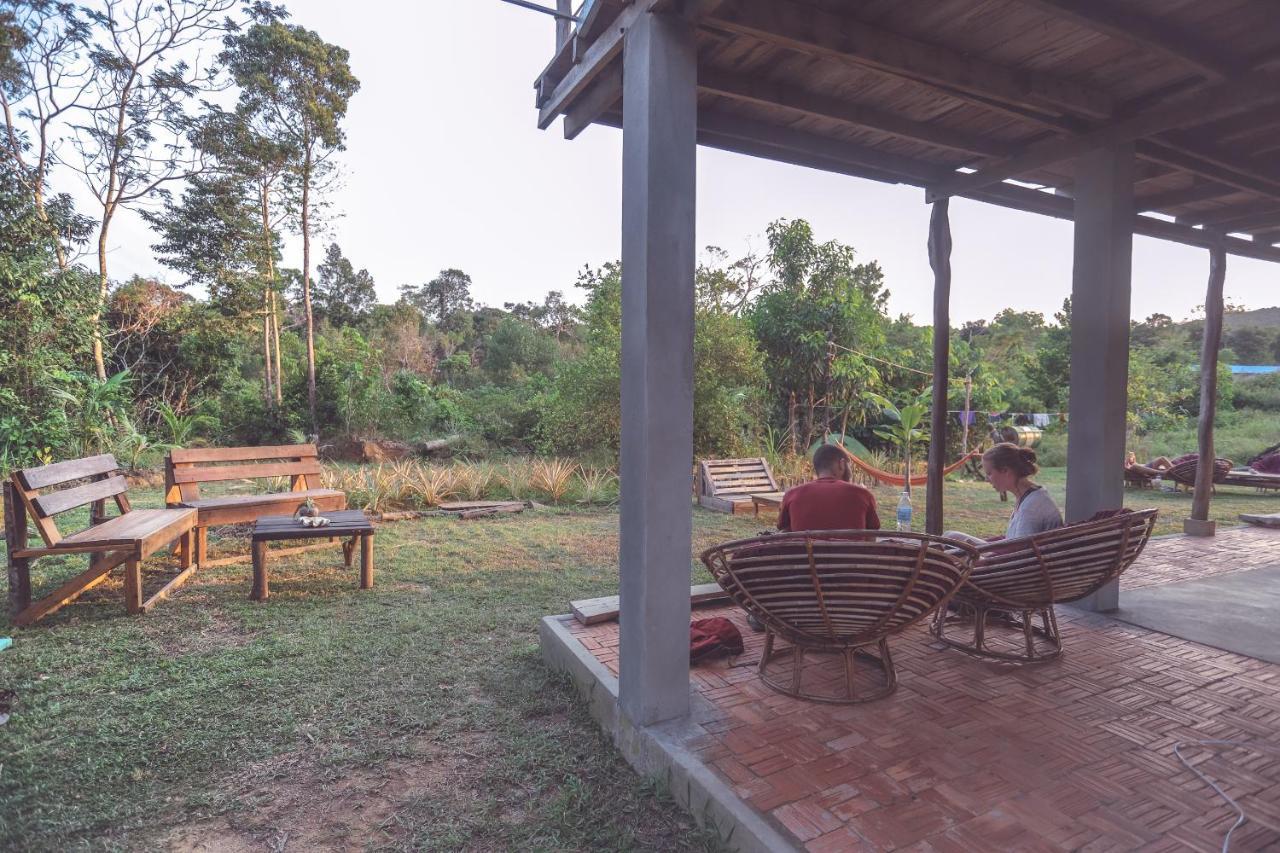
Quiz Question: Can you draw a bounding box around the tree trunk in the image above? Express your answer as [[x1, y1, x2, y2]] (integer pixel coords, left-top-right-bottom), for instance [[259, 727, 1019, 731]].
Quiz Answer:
[[1190, 236, 1227, 527], [262, 287, 274, 405], [787, 393, 798, 455], [32, 180, 68, 270], [260, 181, 278, 406], [301, 148, 317, 432], [271, 289, 283, 405], [92, 217, 111, 380]]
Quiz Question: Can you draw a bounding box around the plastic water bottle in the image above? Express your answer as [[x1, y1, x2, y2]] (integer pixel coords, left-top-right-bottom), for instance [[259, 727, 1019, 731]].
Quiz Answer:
[[896, 490, 913, 531]]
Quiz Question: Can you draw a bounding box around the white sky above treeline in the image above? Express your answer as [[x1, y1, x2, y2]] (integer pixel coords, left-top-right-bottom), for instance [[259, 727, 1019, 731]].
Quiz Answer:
[[50, 0, 1280, 325]]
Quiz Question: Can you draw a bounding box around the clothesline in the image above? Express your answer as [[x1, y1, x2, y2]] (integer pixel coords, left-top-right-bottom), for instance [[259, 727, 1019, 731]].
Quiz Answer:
[[827, 342, 933, 378]]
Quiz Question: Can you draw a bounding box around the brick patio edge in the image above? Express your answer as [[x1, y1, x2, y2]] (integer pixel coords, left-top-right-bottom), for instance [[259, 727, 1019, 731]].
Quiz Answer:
[[539, 614, 801, 853]]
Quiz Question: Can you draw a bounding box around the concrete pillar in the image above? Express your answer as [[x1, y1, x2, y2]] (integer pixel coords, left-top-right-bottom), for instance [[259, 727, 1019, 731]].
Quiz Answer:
[[926, 197, 951, 536], [1066, 145, 1134, 612], [618, 10, 696, 726]]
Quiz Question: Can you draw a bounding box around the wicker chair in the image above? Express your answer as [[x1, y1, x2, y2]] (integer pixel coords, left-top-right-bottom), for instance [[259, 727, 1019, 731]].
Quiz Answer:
[[932, 509, 1158, 662], [701, 531, 978, 704], [1162, 456, 1232, 491]]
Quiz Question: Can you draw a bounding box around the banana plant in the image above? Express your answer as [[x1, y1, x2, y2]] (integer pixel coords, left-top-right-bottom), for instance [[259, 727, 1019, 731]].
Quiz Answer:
[[868, 388, 931, 495]]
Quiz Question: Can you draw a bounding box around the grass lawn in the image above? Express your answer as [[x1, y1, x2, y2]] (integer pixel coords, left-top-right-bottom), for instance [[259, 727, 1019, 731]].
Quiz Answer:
[[1, 469, 1276, 850]]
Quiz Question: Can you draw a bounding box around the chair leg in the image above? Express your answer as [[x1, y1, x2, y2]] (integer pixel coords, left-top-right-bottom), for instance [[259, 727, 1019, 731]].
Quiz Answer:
[[791, 645, 804, 692], [124, 558, 143, 614], [759, 630, 774, 676], [879, 638, 897, 693], [1022, 610, 1037, 659], [973, 605, 987, 652], [842, 648, 856, 700]]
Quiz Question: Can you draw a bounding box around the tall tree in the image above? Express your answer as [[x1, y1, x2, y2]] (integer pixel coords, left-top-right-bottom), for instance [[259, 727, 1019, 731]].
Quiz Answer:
[[144, 172, 269, 318], [750, 219, 887, 449], [221, 17, 359, 432], [400, 268, 474, 326], [0, 0, 95, 269], [194, 104, 295, 405], [314, 241, 375, 328], [70, 0, 240, 379]]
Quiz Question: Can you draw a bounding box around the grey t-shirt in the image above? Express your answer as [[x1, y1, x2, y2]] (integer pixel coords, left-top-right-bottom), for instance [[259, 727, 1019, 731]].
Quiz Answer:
[[1006, 486, 1063, 540]]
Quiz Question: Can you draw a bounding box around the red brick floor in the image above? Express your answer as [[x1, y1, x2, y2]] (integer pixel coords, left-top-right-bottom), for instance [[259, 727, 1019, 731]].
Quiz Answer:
[[567, 528, 1280, 851]]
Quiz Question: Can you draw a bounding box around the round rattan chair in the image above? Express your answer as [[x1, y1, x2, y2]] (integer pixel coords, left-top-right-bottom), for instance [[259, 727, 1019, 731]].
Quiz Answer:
[[932, 508, 1158, 662], [700, 531, 978, 704]]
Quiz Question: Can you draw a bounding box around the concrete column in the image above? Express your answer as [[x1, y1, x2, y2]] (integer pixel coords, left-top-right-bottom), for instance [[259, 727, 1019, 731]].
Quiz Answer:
[[926, 198, 951, 535], [1066, 144, 1134, 612], [618, 10, 696, 726]]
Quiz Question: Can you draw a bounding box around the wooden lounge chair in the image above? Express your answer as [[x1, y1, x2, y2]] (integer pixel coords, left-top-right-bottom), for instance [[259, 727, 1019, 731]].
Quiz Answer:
[[1161, 456, 1232, 492], [1218, 467, 1280, 492], [701, 531, 978, 703], [164, 444, 346, 566], [932, 508, 1158, 662], [4, 454, 197, 626], [1124, 466, 1157, 489], [696, 458, 781, 515]]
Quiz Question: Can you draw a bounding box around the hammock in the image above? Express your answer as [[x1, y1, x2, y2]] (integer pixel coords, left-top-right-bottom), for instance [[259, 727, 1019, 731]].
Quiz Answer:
[[837, 446, 981, 487]]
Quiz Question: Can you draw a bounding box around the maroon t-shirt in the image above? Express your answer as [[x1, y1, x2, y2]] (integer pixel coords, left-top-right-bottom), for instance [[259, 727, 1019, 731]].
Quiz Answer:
[[777, 477, 881, 532]]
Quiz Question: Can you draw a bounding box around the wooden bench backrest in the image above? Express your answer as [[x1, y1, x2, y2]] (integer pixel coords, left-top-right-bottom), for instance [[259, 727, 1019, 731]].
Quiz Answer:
[[9, 454, 130, 547], [165, 444, 323, 504], [700, 458, 779, 498], [971, 508, 1158, 606], [702, 532, 976, 645]]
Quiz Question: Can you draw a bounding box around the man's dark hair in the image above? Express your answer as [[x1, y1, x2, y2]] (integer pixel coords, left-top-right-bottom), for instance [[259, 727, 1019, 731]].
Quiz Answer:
[[812, 443, 847, 474]]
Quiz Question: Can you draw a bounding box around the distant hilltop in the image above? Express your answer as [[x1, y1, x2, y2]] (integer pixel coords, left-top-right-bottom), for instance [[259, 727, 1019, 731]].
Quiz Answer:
[[1220, 306, 1280, 330]]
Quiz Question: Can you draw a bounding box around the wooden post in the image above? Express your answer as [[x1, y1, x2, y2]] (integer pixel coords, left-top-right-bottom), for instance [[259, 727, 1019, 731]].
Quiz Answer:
[[556, 0, 572, 49], [4, 481, 32, 618], [251, 541, 268, 600], [124, 557, 143, 614], [360, 534, 374, 589], [1187, 235, 1227, 536], [926, 197, 952, 536]]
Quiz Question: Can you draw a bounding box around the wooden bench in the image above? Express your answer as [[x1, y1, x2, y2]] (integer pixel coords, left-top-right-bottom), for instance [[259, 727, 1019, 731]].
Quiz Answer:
[[4, 454, 197, 626], [697, 458, 780, 515], [164, 445, 346, 566]]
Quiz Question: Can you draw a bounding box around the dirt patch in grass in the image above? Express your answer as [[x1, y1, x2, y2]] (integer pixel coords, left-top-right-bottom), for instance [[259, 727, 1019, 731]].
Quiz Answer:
[[164, 736, 481, 852], [142, 609, 258, 659]]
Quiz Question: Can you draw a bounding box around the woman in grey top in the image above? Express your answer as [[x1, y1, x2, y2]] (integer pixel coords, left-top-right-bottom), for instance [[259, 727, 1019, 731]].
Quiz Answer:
[[946, 442, 1063, 544]]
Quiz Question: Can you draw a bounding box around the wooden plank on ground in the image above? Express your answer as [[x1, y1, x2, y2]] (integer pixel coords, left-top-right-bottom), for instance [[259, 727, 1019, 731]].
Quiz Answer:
[[572, 582, 730, 626], [1240, 513, 1280, 528]]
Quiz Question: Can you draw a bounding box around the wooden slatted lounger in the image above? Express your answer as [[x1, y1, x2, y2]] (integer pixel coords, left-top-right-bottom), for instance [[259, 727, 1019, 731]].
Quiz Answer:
[[932, 508, 1158, 662], [696, 458, 781, 515], [4, 454, 198, 626], [701, 531, 978, 703]]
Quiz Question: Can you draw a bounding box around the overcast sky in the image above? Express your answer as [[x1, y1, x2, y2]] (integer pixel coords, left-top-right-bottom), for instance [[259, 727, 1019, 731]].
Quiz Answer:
[[64, 0, 1278, 325]]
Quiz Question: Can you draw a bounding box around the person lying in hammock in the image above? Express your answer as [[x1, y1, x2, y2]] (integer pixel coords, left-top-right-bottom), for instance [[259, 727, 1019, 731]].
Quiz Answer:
[[778, 443, 881, 532], [1125, 451, 1174, 478], [945, 443, 1062, 545]]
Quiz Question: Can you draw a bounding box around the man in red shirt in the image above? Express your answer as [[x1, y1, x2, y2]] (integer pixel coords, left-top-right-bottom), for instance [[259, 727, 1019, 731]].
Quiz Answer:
[[778, 444, 881, 532]]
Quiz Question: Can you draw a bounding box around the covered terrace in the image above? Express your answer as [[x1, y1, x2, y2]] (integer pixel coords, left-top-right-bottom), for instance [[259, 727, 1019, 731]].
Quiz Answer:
[[526, 0, 1280, 849]]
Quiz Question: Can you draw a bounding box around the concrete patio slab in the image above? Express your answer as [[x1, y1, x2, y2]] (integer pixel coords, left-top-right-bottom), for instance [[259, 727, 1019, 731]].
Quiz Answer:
[[1113, 565, 1280, 665]]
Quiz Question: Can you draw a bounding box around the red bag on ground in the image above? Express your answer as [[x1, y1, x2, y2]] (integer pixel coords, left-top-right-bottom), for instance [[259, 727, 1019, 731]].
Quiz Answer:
[[690, 617, 744, 663]]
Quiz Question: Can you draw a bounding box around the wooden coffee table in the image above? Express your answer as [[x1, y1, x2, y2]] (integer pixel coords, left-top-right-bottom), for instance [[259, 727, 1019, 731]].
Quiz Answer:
[[752, 491, 785, 517], [250, 510, 374, 601]]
